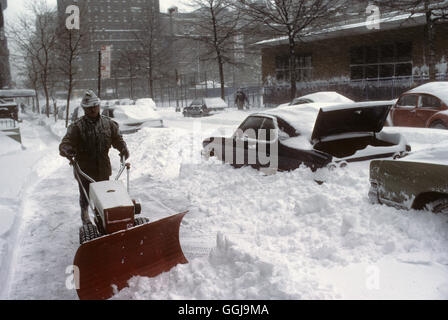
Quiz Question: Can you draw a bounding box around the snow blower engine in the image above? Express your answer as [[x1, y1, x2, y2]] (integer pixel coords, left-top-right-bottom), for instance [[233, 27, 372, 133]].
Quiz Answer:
[[72, 157, 146, 243]]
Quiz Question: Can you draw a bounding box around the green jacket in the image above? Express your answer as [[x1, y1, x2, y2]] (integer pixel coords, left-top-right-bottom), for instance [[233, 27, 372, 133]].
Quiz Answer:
[[59, 115, 127, 180]]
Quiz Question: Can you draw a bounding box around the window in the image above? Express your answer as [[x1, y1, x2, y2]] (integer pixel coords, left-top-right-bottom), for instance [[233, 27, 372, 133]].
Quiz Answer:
[[397, 94, 418, 108], [260, 118, 277, 141], [275, 54, 312, 83], [420, 95, 442, 109], [350, 42, 413, 80]]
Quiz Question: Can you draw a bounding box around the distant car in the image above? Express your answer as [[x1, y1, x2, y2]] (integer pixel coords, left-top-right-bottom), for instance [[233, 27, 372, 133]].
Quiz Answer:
[[102, 101, 163, 134], [183, 97, 228, 117], [135, 98, 158, 111], [278, 91, 354, 108], [369, 160, 448, 214], [389, 82, 448, 129], [202, 101, 410, 172]]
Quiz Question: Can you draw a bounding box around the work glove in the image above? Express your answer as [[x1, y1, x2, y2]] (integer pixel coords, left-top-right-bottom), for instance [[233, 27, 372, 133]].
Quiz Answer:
[[60, 145, 76, 160], [120, 146, 130, 160]]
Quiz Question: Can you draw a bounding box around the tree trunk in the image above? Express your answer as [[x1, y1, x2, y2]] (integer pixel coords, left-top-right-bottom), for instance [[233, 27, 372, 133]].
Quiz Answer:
[[218, 53, 225, 100], [426, 8, 436, 81], [289, 35, 297, 100]]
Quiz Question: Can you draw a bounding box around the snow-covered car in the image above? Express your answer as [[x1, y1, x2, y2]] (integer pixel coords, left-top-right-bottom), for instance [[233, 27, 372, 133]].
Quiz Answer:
[[277, 91, 354, 108], [369, 160, 448, 214], [389, 82, 448, 129], [202, 101, 410, 171], [102, 103, 163, 134], [183, 97, 228, 117], [135, 98, 158, 111]]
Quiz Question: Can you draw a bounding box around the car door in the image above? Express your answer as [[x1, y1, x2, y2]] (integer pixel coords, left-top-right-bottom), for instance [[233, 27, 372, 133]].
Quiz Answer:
[[391, 94, 419, 127], [232, 116, 265, 167], [415, 94, 443, 127], [255, 116, 279, 170]]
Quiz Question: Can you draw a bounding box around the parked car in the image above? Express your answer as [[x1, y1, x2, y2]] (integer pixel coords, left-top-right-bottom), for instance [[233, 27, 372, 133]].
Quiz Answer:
[[183, 97, 228, 117], [135, 98, 158, 111], [102, 102, 163, 134], [278, 91, 354, 108], [369, 159, 448, 214], [389, 82, 448, 129], [202, 101, 410, 172]]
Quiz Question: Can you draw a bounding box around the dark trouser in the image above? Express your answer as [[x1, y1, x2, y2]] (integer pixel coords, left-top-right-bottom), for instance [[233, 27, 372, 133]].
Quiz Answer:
[[77, 175, 109, 211]]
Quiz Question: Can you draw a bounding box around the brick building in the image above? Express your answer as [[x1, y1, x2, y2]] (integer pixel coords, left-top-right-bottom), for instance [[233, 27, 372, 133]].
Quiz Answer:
[[56, 0, 161, 99], [0, 0, 11, 89], [257, 5, 448, 104]]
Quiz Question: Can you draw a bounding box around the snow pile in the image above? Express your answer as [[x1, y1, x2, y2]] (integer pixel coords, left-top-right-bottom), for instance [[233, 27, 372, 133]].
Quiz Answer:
[[113, 232, 334, 300], [0, 132, 21, 156]]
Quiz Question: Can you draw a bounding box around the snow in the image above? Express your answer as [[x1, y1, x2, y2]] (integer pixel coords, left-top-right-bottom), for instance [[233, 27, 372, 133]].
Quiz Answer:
[[204, 97, 228, 109], [276, 91, 354, 109], [0, 131, 21, 156], [295, 91, 354, 104], [1, 107, 448, 300], [112, 104, 162, 123]]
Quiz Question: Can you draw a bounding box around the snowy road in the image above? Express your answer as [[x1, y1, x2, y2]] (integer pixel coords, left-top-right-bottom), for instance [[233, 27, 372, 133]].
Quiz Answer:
[[1, 109, 448, 299]]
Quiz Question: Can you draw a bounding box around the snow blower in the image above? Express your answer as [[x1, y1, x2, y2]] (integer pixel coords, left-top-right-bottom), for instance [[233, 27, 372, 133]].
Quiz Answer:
[[71, 157, 188, 300]]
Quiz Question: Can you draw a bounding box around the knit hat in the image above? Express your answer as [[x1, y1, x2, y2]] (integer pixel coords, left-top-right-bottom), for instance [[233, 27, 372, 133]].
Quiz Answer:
[[81, 90, 101, 108]]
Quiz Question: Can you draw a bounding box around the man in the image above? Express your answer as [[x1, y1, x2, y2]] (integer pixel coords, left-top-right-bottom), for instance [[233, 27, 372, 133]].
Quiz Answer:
[[235, 89, 249, 110], [59, 90, 129, 224]]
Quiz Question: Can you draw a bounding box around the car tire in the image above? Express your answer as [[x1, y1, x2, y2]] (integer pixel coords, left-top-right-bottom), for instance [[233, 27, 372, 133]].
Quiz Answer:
[[429, 120, 448, 130], [428, 198, 448, 214]]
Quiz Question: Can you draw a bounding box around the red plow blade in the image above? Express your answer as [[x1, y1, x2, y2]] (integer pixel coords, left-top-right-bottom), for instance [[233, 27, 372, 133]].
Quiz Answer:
[[73, 212, 188, 300]]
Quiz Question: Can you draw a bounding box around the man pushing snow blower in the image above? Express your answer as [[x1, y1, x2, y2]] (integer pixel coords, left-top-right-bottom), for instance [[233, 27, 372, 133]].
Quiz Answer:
[[59, 90, 129, 225], [58, 90, 188, 300]]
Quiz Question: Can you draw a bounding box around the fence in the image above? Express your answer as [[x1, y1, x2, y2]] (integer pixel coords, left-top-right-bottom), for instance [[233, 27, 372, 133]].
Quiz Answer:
[[263, 75, 448, 108], [153, 83, 265, 110]]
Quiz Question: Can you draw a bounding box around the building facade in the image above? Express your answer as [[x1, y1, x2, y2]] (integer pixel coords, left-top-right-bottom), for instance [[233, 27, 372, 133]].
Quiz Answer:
[[258, 3, 448, 104], [56, 0, 161, 99], [0, 0, 11, 89]]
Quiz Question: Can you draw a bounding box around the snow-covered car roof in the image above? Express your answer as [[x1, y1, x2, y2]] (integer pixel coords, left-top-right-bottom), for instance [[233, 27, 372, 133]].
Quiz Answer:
[[292, 91, 354, 105], [276, 91, 353, 108], [135, 98, 157, 110], [204, 97, 228, 109], [106, 104, 162, 123], [405, 82, 448, 105]]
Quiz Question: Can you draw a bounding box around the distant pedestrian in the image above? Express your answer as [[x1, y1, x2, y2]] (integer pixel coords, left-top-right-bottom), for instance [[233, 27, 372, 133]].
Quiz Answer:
[[235, 89, 249, 110]]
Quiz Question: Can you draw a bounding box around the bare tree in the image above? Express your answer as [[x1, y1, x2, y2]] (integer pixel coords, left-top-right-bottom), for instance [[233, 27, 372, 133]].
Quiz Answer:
[[117, 49, 142, 100], [55, 4, 90, 127], [235, 0, 345, 99], [183, 0, 253, 100], [374, 0, 448, 81], [131, 2, 163, 99], [8, 0, 58, 117]]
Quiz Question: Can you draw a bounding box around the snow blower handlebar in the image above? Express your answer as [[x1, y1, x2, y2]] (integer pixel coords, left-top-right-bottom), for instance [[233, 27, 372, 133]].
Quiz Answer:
[[70, 155, 131, 201]]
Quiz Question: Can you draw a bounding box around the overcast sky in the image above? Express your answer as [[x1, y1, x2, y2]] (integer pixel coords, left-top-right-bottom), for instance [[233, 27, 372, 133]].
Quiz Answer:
[[4, 0, 192, 23]]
